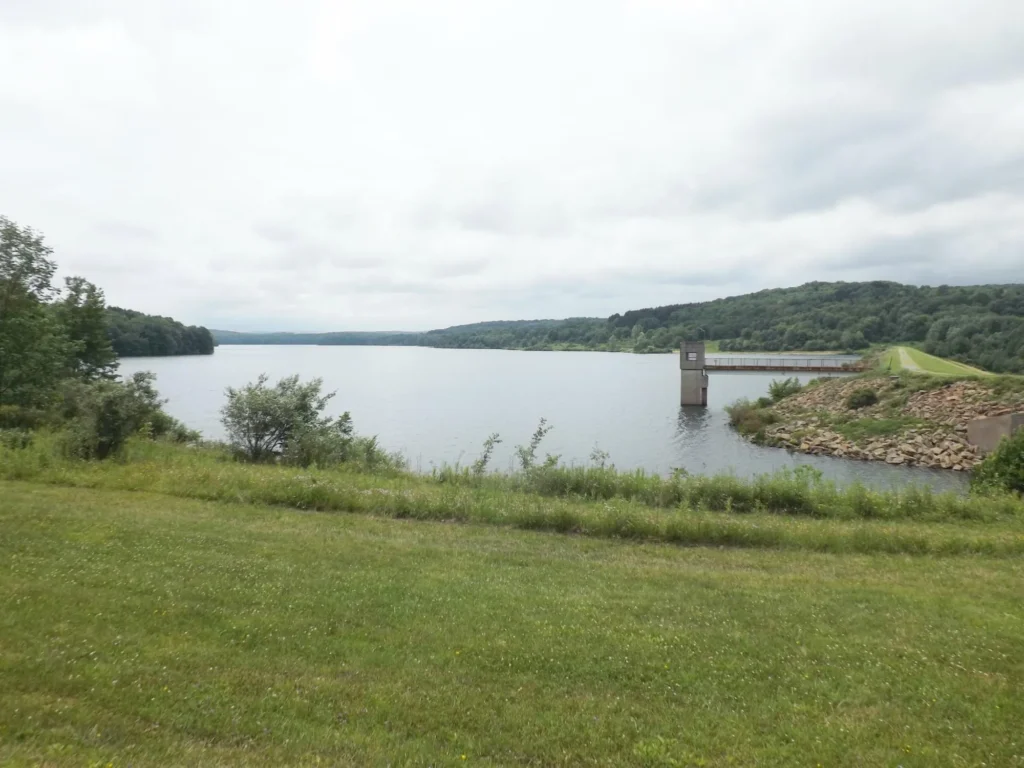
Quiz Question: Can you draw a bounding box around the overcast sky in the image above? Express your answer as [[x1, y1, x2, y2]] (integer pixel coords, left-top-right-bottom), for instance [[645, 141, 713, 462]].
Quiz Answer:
[[1, 0, 1023, 331]]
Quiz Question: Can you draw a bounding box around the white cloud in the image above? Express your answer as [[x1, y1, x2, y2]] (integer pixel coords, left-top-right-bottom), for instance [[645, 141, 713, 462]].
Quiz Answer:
[[1, 0, 1023, 330]]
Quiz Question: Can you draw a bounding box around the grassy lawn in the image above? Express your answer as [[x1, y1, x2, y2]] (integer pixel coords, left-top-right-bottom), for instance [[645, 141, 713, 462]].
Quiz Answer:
[[1, 482, 1023, 767]]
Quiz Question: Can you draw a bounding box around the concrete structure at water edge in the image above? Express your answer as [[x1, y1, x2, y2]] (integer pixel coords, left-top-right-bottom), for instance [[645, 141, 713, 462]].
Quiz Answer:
[[967, 413, 1024, 454], [680, 341, 709, 407]]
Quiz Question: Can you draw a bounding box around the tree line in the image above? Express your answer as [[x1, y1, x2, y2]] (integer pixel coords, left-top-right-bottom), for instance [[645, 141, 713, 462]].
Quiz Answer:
[[215, 281, 1024, 373], [213, 319, 615, 353], [107, 307, 214, 357]]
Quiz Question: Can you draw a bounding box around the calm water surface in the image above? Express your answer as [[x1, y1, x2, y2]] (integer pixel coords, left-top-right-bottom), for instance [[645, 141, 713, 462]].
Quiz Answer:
[[120, 346, 967, 492]]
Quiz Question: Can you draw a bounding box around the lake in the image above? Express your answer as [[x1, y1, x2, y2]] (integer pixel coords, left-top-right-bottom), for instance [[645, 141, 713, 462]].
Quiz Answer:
[[120, 345, 967, 492]]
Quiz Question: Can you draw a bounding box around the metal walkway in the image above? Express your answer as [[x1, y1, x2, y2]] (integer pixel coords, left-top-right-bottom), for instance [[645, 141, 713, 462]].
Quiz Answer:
[[705, 356, 865, 372]]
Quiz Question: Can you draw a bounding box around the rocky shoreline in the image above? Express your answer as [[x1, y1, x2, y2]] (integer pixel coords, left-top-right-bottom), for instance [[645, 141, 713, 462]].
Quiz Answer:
[[750, 376, 1024, 471], [766, 419, 980, 470]]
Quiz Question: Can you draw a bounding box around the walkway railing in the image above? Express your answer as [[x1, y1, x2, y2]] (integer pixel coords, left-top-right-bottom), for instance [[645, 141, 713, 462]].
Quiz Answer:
[[705, 357, 865, 371]]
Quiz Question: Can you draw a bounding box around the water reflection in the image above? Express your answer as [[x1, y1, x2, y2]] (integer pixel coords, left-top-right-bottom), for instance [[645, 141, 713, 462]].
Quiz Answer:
[[677, 405, 713, 434]]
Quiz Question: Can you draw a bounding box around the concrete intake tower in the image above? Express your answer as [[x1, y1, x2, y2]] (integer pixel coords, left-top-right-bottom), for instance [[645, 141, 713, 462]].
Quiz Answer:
[[680, 341, 709, 407]]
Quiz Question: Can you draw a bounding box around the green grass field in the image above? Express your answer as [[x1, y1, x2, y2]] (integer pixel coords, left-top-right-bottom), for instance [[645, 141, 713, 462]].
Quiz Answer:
[[2, 481, 1023, 766], [879, 346, 992, 376]]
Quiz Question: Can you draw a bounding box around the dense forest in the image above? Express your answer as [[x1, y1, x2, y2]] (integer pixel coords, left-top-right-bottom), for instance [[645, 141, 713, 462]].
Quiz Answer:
[[215, 281, 1024, 373], [607, 281, 1024, 372], [107, 308, 214, 357]]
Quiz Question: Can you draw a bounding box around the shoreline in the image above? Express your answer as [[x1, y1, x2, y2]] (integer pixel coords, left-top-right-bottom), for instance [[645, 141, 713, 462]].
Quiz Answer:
[[732, 372, 1024, 472]]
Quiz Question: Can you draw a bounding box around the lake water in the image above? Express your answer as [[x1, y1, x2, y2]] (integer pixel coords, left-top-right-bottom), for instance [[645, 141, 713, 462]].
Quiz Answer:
[[119, 346, 967, 492]]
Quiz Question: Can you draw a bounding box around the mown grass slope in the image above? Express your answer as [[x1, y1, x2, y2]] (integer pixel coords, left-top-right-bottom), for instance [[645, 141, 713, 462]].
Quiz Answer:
[[2, 482, 1023, 767], [877, 346, 994, 376], [900, 346, 992, 376]]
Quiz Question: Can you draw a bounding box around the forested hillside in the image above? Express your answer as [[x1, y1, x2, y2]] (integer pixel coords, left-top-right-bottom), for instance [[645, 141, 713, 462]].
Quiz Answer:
[[216, 281, 1024, 373], [107, 308, 214, 357], [609, 282, 1024, 372], [416, 319, 609, 350]]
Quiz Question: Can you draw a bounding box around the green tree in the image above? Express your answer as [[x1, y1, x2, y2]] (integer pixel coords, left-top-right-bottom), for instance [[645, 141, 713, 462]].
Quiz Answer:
[[782, 327, 808, 349], [0, 217, 68, 408], [58, 276, 118, 381]]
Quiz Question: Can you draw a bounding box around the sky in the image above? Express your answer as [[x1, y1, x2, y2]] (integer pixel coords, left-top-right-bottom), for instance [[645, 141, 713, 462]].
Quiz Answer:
[[1, 0, 1023, 332]]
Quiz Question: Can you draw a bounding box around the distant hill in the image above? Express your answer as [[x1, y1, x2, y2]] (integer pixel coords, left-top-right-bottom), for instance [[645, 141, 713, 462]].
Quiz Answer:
[[213, 318, 606, 351], [211, 281, 1024, 373], [107, 308, 214, 357], [212, 330, 419, 346]]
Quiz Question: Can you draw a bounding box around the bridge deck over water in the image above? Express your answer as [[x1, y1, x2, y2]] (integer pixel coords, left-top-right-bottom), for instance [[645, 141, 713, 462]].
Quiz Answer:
[[705, 356, 865, 372]]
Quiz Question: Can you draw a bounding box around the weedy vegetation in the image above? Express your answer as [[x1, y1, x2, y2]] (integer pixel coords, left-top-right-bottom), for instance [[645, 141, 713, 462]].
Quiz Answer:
[[768, 376, 804, 402], [724, 399, 778, 438], [845, 387, 880, 410]]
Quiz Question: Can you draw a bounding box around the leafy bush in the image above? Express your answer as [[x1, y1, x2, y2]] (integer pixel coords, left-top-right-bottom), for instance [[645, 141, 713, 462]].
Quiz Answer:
[[971, 429, 1024, 496], [349, 435, 407, 472], [281, 412, 355, 467], [57, 372, 192, 459], [845, 388, 879, 410], [768, 377, 803, 402], [0, 405, 46, 430], [147, 410, 201, 444], [222, 374, 364, 467], [725, 400, 778, 437]]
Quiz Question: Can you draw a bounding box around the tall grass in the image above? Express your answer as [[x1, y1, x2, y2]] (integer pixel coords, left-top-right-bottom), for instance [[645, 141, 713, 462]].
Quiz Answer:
[[437, 461, 1021, 523], [724, 399, 777, 437], [2, 435, 1023, 557], [768, 377, 804, 402]]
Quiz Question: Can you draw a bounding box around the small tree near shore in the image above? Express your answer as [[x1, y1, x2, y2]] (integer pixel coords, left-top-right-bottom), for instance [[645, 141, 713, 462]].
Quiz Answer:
[[221, 374, 353, 464]]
